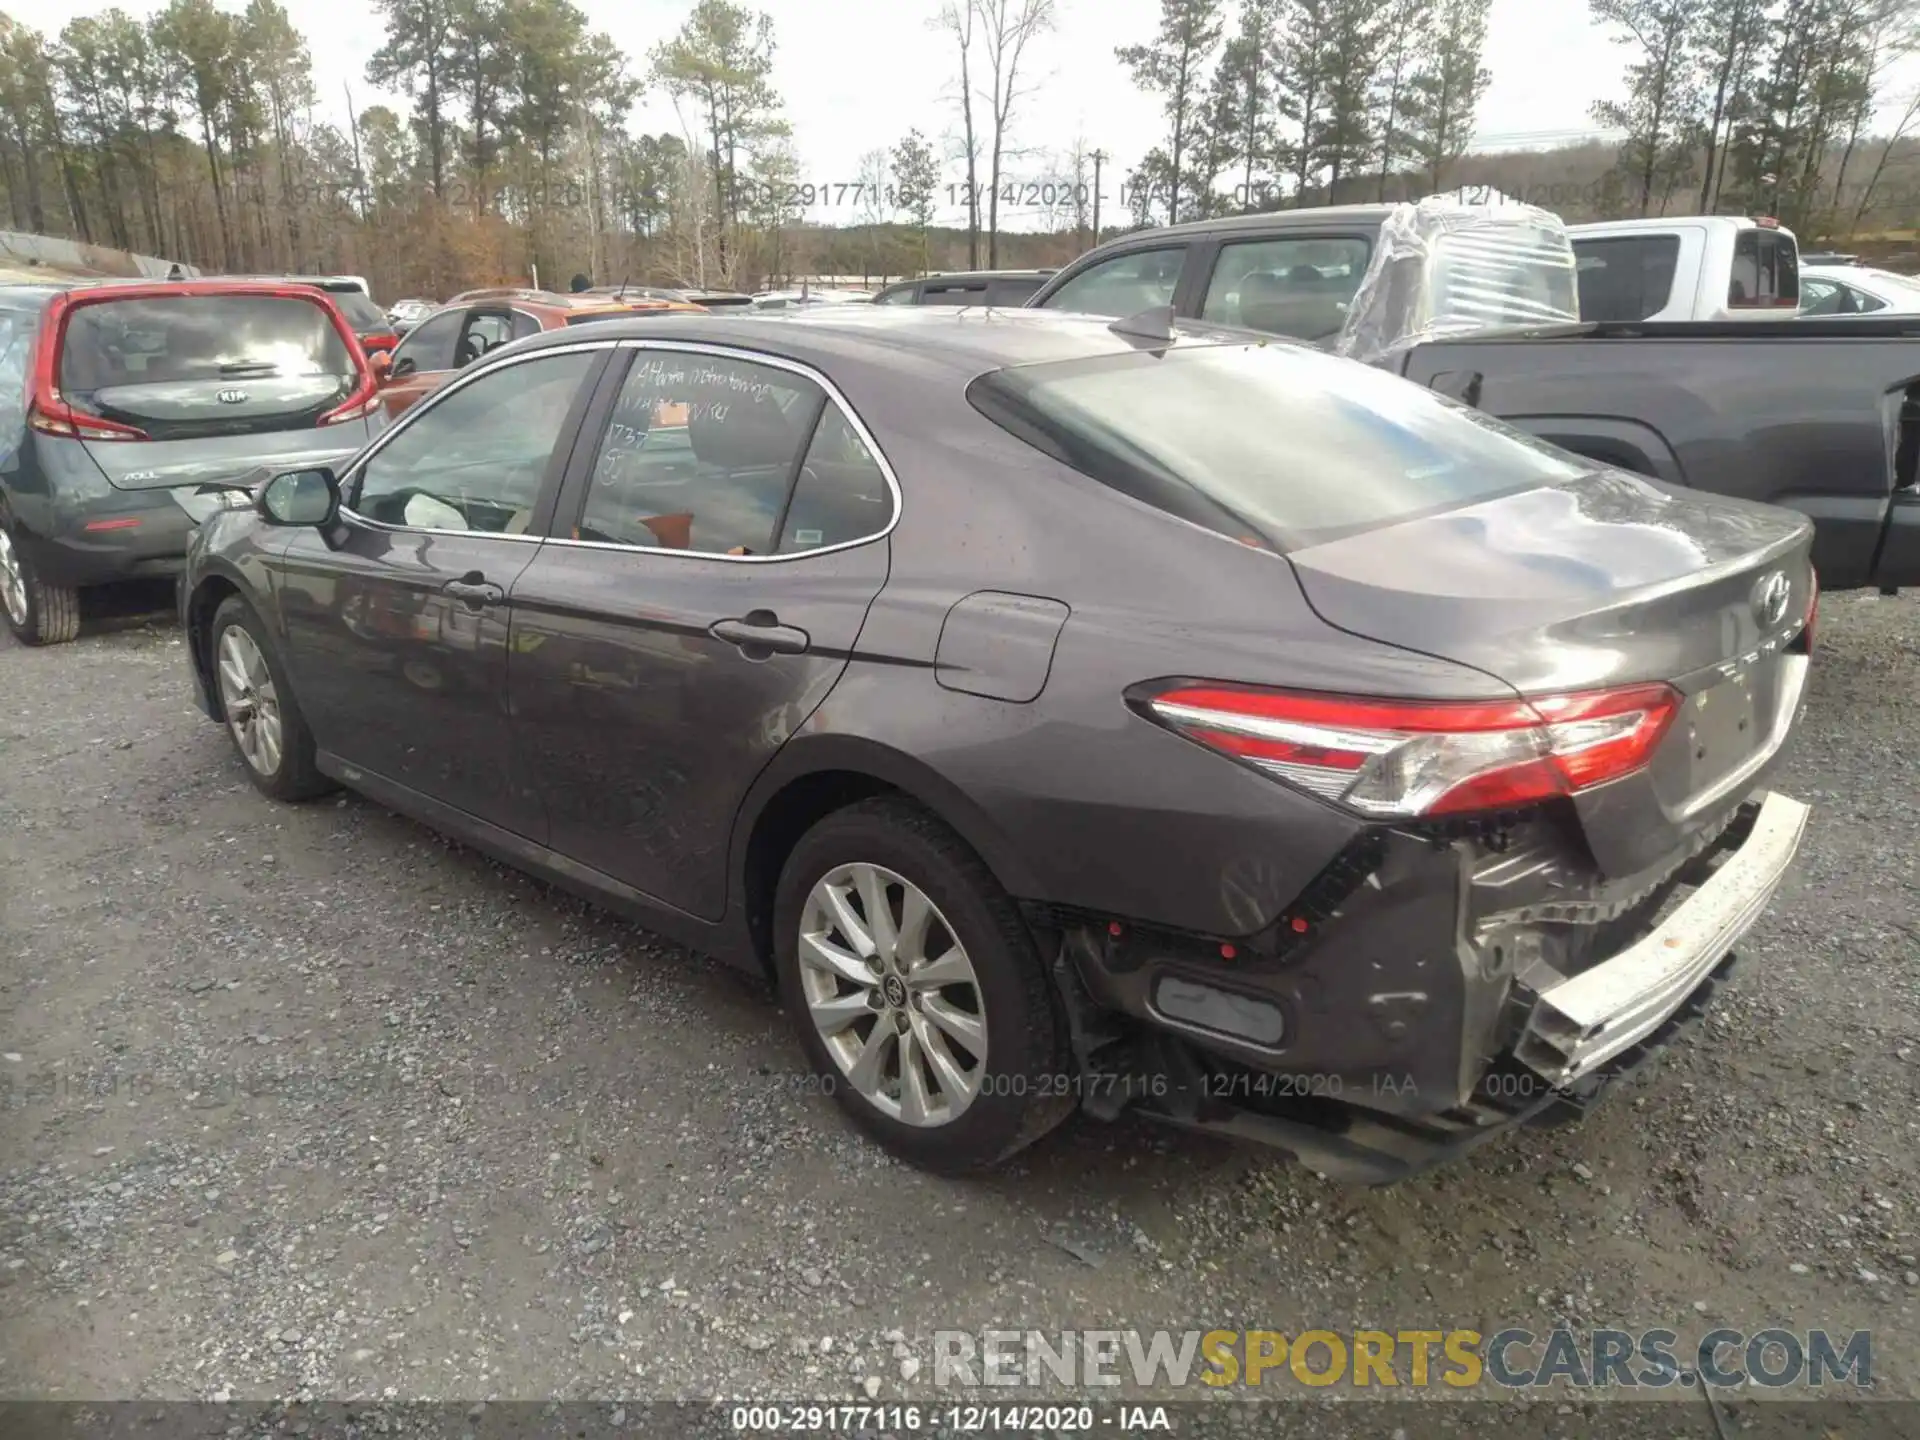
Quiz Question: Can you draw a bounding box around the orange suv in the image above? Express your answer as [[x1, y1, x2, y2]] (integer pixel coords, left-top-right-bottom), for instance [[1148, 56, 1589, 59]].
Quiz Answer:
[[374, 288, 705, 420]]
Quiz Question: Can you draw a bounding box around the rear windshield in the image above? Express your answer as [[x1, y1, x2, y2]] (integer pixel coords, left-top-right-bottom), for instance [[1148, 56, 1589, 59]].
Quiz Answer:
[[1730, 228, 1799, 308], [59, 294, 356, 437], [967, 343, 1591, 551]]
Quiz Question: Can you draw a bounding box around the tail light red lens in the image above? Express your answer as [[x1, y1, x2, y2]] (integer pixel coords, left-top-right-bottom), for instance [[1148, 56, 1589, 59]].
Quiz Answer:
[[28, 398, 148, 441], [1143, 682, 1680, 818]]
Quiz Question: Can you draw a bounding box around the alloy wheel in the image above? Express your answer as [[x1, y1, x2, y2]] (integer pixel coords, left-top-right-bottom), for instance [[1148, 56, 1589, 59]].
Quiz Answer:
[[797, 862, 989, 1127], [216, 625, 284, 777], [0, 529, 26, 627]]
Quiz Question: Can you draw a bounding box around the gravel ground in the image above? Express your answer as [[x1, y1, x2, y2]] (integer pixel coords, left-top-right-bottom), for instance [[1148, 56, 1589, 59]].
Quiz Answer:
[[2, 586, 1917, 1430]]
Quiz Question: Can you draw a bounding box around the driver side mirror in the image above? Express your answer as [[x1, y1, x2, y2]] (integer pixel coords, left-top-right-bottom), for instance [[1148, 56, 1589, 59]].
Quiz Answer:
[[257, 467, 341, 528]]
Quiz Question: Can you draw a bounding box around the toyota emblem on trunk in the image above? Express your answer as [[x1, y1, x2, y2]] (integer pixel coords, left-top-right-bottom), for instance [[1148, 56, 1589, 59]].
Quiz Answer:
[[216, 388, 248, 405], [1751, 570, 1790, 627]]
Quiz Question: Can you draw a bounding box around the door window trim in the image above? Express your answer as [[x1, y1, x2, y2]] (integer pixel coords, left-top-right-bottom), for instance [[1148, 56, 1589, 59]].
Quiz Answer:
[[339, 339, 619, 542], [543, 338, 904, 566]]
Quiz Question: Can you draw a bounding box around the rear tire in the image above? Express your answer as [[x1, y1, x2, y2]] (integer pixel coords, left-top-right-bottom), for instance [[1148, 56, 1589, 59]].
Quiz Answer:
[[773, 796, 1074, 1174], [0, 525, 80, 646], [210, 595, 333, 802]]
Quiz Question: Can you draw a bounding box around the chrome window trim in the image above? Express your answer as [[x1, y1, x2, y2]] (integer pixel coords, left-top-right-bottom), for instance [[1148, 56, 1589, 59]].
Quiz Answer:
[[338, 339, 621, 536], [536, 336, 902, 566]]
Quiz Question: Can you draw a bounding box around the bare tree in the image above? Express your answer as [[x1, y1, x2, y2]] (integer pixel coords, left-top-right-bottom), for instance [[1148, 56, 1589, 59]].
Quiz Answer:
[[934, 1, 982, 266], [975, 0, 1055, 266]]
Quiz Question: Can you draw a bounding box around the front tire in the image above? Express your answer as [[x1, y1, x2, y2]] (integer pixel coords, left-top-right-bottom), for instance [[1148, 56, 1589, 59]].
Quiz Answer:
[[773, 797, 1073, 1173], [0, 524, 80, 646], [210, 595, 332, 802]]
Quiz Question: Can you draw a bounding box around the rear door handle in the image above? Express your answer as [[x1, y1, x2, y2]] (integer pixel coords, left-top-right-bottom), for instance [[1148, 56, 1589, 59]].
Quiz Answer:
[[710, 612, 809, 656], [443, 574, 505, 608]]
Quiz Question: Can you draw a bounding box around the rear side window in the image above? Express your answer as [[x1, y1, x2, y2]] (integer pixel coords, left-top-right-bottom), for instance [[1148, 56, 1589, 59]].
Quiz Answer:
[[392, 309, 461, 372], [968, 342, 1588, 552], [0, 306, 38, 433], [1730, 228, 1799, 308], [986, 277, 1046, 306], [329, 289, 388, 331], [921, 282, 989, 306], [1036, 247, 1185, 317], [779, 406, 894, 552], [1200, 235, 1371, 340], [1573, 236, 1680, 322], [58, 294, 356, 439], [873, 283, 919, 305]]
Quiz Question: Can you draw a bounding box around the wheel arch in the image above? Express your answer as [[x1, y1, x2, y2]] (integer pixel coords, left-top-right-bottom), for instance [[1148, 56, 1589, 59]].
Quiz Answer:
[[185, 563, 272, 719], [731, 735, 1043, 980]]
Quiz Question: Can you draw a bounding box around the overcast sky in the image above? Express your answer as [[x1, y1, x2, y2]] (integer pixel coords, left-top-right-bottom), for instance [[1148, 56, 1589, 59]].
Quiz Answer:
[[26, 0, 1918, 226]]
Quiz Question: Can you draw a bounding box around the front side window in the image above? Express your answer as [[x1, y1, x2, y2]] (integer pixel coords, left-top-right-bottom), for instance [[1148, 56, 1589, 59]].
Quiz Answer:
[[390, 310, 462, 374], [1036, 247, 1186, 318], [576, 350, 892, 557], [352, 350, 598, 533], [968, 341, 1589, 552], [873, 284, 918, 305], [1199, 235, 1372, 340]]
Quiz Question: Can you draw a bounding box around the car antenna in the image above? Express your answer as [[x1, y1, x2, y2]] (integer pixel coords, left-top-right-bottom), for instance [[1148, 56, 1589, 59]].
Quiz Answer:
[[616, 275, 629, 299], [1109, 304, 1176, 343]]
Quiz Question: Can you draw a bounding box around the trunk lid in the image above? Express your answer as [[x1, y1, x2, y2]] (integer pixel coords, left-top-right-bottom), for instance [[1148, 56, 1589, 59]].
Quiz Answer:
[[1287, 470, 1815, 871]]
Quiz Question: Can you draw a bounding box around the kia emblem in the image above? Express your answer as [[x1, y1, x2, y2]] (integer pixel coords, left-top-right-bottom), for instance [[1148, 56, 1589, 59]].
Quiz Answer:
[[216, 388, 248, 405], [1751, 570, 1790, 628]]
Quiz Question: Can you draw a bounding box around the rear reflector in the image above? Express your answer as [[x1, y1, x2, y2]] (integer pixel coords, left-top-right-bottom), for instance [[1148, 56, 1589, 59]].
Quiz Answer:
[[82, 517, 142, 531], [1143, 682, 1680, 818], [1154, 976, 1286, 1047]]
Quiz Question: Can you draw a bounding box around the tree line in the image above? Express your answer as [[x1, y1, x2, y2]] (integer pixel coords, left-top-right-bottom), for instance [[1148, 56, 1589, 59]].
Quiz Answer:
[[5, 0, 1920, 304], [1113, 0, 1492, 228], [1587, 0, 1920, 235]]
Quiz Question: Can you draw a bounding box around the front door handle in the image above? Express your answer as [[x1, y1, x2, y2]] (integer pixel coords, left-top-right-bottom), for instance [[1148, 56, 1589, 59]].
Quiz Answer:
[[443, 574, 505, 608], [710, 611, 809, 656]]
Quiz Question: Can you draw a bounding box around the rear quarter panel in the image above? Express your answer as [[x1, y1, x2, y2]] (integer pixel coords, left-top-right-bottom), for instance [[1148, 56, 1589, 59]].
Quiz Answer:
[[750, 383, 1519, 938]]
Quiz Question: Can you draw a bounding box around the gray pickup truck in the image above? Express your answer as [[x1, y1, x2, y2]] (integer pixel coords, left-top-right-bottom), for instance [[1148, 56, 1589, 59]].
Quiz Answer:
[[1029, 205, 1920, 592]]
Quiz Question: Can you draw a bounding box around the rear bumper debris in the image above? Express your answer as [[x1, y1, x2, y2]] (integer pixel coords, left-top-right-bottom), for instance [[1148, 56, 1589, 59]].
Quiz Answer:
[[1514, 789, 1809, 1087]]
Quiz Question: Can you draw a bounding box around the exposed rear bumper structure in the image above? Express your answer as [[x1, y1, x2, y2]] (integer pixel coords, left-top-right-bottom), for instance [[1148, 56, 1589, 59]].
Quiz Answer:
[[1514, 790, 1810, 1087], [1051, 788, 1811, 1185]]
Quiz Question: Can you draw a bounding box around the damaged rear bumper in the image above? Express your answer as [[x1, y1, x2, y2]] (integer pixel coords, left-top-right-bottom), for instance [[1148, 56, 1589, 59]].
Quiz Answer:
[[1516, 790, 1810, 1086], [1043, 789, 1811, 1185]]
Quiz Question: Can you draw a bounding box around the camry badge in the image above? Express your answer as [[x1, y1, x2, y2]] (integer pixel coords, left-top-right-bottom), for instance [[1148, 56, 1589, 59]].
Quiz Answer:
[[1751, 570, 1790, 628]]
